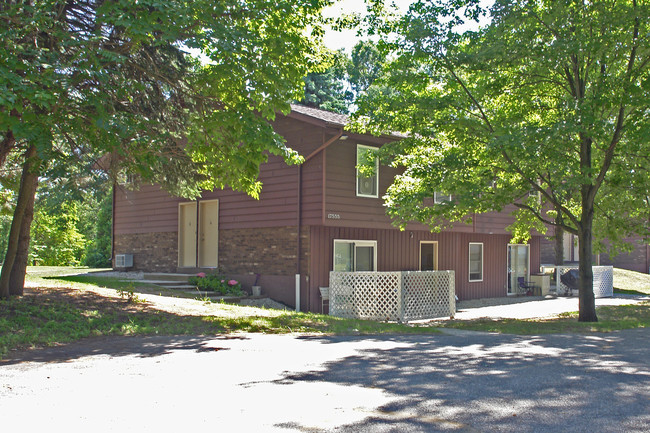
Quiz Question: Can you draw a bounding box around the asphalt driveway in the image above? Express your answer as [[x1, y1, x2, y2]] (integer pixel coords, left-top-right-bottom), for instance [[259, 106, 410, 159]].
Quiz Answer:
[[1, 328, 649, 432]]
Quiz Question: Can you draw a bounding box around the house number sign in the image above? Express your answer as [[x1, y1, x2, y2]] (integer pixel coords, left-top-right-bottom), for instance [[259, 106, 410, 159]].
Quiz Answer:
[[327, 213, 341, 219]]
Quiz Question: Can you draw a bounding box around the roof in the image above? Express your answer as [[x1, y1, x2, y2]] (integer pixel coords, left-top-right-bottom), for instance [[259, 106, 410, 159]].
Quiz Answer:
[[289, 103, 348, 127], [288, 103, 407, 139]]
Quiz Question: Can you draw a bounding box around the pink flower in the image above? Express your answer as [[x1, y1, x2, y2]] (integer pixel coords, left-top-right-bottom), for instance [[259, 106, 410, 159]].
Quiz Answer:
[[196, 272, 206, 278], [228, 279, 238, 286], [221, 280, 225, 283]]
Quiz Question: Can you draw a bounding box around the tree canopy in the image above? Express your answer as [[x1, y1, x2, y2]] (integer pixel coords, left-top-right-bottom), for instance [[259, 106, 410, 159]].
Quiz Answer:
[[0, 0, 329, 298], [356, 0, 650, 321]]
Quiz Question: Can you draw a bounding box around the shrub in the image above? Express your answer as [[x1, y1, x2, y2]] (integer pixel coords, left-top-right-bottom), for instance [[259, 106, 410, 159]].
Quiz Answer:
[[188, 272, 244, 296]]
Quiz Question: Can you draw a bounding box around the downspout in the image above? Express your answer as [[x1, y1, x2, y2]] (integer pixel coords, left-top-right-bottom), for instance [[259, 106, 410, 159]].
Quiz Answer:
[[111, 183, 116, 268], [296, 164, 302, 311], [298, 128, 344, 311]]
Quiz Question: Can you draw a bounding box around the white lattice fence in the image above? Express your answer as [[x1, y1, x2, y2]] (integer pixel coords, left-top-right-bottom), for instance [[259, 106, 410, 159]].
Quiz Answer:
[[402, 271, 456, 321], [329, 271, 455, 322], [556, 266, 613, 298]]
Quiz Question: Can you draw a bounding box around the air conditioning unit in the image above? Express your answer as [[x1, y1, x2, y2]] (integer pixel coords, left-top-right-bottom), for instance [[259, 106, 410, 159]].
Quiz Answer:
[[115, 254, 133, 268], [359, 177, 376, 195]]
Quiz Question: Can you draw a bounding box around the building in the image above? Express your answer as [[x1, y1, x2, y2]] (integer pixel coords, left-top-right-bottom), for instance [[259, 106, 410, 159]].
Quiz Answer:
[[112, 104, 542, 311]]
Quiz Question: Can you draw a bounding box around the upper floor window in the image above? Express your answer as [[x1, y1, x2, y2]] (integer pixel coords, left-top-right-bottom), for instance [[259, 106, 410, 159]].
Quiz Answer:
[[434, 191, 452, 203], [356, 144, 379, 198]]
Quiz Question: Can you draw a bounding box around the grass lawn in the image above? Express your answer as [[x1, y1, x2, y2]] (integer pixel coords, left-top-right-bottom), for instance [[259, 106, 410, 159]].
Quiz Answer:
[[613, 268, 650, 295], [1, 267, 437, 359], [432, 302, 650, 334], [1, 266, 649, 358]]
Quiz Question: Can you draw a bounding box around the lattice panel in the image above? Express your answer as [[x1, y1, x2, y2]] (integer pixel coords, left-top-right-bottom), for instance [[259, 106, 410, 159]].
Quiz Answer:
[[556, 266, 613, 298], [329, 271, 455, 322], [402, 271, 456, 321], [329, 272, 401, 321]]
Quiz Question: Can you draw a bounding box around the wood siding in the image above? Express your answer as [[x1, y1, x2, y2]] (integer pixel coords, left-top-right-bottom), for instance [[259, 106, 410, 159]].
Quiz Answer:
[[114, 115, 328, 235], [323, 140, 523, 235], [306, 225, 543, 312]]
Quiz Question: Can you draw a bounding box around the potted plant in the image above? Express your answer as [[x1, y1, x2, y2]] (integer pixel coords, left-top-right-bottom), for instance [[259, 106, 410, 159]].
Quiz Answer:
[[251, 273, 262, 296]]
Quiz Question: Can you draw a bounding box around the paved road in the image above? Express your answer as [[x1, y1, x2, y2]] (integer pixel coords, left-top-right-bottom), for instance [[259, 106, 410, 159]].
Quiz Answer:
[[1, 329, 649, 432]]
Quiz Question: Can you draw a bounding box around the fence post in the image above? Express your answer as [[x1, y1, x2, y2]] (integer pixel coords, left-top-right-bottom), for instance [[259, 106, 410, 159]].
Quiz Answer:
[[397, 272, 405, 322]]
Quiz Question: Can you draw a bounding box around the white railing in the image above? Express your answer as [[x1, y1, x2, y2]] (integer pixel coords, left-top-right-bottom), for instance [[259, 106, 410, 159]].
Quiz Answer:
[[329, 271, 455, 322], [556, 266, 613, 298]]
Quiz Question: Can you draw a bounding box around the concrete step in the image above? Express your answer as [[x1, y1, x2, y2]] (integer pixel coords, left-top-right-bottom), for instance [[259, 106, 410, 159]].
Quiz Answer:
[[143, 273, 193, 282]]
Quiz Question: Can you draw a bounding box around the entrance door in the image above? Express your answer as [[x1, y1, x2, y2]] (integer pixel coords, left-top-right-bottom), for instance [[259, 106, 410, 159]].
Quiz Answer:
[[198, 200, 218, 268], [507, 244, 529, 294], [420, 241, 438, 271], [178, 202, 197, 267]]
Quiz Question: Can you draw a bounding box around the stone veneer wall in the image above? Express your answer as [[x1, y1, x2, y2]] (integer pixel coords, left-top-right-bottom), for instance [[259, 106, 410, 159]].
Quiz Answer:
[[113, 232, 178, 272], [218, 226, 310, 276]]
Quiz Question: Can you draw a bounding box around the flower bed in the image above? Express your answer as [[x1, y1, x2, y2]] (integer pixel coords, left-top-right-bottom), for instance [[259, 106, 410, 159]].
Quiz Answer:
[[188, 272, 245, 296]]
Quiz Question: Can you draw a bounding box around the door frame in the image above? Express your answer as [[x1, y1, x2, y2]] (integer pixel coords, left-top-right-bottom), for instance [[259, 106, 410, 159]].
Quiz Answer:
[[419, 241, 439, 271], [178, 199, 219, 268], [507, 243, 530, 295]]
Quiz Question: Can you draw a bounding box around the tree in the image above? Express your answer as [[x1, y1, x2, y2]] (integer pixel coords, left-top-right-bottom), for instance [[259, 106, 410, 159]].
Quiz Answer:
[[0, 0, 327, 298], [348, 40, 387, 95], [356, 0, 650, 321], [301, 50, 353, 114]]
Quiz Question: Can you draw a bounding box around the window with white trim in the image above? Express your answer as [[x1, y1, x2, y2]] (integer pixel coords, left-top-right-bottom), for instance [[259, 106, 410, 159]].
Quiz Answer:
[[356, 144, 379, 198], [434, 191, 452, 203], [333, 240, 377, 272], [469, 242, 483, 282]]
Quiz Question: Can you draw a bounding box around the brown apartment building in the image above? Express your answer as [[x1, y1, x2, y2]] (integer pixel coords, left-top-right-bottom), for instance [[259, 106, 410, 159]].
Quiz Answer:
[[112, 104, 543, 312]]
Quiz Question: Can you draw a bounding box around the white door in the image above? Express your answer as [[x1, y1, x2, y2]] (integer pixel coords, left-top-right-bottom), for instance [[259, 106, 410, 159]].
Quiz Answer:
[[198, 200, 218, 268], [178, 202, 197, 267]]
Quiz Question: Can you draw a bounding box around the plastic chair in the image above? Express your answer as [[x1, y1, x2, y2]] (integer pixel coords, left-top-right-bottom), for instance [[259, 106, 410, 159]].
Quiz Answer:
[[517, 277, 537, 295]]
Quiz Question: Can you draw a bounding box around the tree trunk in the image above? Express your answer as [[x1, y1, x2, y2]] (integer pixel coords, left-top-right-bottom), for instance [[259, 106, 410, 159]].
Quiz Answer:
[[554, 227, 564, 266], [0, 145, 40, 299], [8, 165, 39, 296], [577, 218, 598, 322]]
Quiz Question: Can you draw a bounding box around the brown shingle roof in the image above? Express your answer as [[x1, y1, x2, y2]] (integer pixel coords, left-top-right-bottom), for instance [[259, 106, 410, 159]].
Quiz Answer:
[[289, 103, 348, 127]]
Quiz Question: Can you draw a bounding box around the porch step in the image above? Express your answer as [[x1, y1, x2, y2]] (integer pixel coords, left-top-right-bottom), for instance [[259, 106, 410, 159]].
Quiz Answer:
[[143, 273, 193, 282]]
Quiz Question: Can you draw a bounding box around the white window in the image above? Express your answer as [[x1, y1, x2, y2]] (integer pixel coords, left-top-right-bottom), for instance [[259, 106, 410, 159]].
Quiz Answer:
[[356, 144, 379, 198], [333, 240, 377, 272], [469, 242, 483, 282], [420, 241, 439, 271], [434, 191, 452, 203]]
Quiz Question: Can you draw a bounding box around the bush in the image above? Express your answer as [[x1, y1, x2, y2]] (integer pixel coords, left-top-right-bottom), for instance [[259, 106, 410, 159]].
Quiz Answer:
[[188, 272, 244, 296]]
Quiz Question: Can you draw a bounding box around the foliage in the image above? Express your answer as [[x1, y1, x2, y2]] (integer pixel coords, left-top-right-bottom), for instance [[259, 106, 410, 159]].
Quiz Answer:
[[29, 202, 87, 266], [116, 284, 143, 304], [1, 0, 328, 198], [356, 0, 650, 321], [299, 40, 389, 113], [301, 50, 353, 114], [348, 40, 388, 95], [189, 272, 245, 296], [0, 0, 330, 297]]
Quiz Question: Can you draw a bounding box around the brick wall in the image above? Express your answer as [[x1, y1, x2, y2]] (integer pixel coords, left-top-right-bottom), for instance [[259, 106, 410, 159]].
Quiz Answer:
[[113, 232, 177, 272], [219, 226, 310, 276], [599, 241, 650, 274]]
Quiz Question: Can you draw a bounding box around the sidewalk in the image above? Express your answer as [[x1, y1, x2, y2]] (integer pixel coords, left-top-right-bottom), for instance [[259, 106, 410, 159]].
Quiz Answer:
[[451, 294, 649, 320]]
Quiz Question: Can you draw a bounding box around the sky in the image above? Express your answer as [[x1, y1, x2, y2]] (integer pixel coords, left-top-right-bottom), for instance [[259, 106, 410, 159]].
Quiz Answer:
[[323, 0, 493, 53], [322, 0, 414, 52]]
